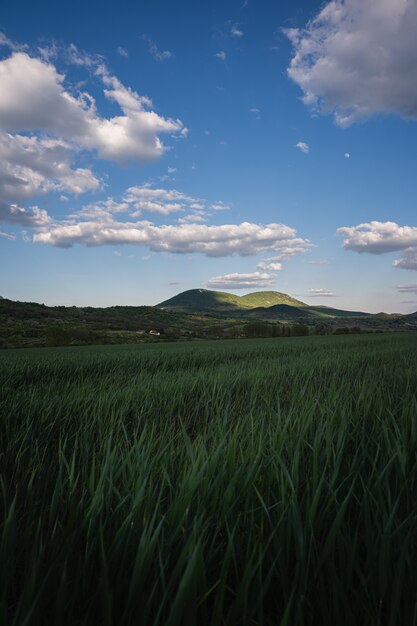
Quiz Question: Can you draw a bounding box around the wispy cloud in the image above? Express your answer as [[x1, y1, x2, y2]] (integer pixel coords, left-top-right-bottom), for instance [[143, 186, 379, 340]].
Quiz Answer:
[[397, 284, 417, 295], [142, 35, 174, 61], [116, 46, 128, 58], [231, 24, 244, 38], [0, 229, 16, 240], [215, 51, 226, 61], [307, 288, 337, 297]]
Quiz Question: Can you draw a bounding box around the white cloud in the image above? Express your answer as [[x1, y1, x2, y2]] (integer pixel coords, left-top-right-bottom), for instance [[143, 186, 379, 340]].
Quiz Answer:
[[116, 47, 128, 59], [257, 261, 282, 271], [210, 200, 231, 211], [167, 166, 177, 174], [393, 252, 417, 271], [0, 52, 186, 164], [344, 152, 351, 159], [142, 36, 174, 61], [286, 0, 417, 126], [215, 51, 226, 61], [295, 141, 309, 154], [178, 213, 207, 224], [308, 288, 336, 297], [206, 272, 274, 290], [338, 220, 417, 271], [231, 24, 244, 38], [0, 133, 100, 201], [34, 218, 310, 258], [123, 185, 201, 216], [338, 221, 417, 254], [0, 202, 50, 226], [0, 229, 16, 240], [0, 47, 187, 226]]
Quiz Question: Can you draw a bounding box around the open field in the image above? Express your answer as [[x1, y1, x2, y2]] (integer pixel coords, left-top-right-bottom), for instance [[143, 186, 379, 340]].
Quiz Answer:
[[2, 333, 417, 625]]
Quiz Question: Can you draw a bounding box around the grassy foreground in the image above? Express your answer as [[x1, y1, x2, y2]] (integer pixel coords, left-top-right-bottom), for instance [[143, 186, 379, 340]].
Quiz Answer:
[[1, 334, 417, 625]]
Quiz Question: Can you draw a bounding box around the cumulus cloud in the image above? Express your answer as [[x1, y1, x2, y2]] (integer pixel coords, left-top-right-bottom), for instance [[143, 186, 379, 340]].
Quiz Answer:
[[308, 288, 336, 297], [393, 252, 417, 271], [215, 51, 226, 61], [206, 272, 274, 290], [338, 221, 417, 254], [0, 133, 100, 202], [142, 36, 174, 61], [286, 0, 417, 126], [0, 52, 186, 163], [0, 202, 50, 226], [34, 219, 310, 258], [123, 185, 203, 216], [257, 260, 282, 271], [344, 152, 351, 159], [295, 141, 309, 154], [0, 45, 187, 227], [338, 220, 417, 271]]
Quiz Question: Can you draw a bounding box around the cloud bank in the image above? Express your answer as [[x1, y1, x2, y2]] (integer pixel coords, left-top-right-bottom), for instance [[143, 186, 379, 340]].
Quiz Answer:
[[34, 218, 309, 258]]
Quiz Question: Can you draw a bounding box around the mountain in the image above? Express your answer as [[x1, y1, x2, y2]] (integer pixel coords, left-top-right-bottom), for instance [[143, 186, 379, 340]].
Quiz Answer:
[[156, 289, 306, 314]]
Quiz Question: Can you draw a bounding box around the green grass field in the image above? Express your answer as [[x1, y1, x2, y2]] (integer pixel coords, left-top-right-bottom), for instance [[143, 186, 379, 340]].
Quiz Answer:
[[2, 333, 417, 625]]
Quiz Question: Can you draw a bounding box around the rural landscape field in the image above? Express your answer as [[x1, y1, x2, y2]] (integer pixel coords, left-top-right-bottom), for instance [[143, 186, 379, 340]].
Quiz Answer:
[[2, 332, 417, 624], [2, 0, 417, 623]]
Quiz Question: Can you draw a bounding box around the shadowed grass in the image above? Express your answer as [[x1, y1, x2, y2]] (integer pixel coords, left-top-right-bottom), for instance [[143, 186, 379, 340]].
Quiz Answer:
[[1, 333, 417, 625]]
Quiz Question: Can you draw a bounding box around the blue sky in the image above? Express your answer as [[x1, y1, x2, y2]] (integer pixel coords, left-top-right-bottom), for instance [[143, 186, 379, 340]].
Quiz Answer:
[[1, 0, 417, 312]]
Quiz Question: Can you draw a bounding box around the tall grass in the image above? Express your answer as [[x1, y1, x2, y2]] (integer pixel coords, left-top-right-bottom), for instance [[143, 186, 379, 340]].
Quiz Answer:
[[1, 333, 417, 625]]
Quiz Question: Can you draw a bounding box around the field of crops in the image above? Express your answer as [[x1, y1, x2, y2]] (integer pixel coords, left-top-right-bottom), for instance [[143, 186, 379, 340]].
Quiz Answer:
[[1, 333, 417, 625]]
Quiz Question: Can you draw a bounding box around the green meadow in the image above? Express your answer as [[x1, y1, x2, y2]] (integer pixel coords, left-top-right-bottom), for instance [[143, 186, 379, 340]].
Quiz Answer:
[[2, 333, 417, 625]]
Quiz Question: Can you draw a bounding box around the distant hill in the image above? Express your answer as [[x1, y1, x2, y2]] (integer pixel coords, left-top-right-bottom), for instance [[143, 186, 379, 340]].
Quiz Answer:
[[157, 289, 306, 314], [304, 305, 370, 318], [1, 294, 416, 349]]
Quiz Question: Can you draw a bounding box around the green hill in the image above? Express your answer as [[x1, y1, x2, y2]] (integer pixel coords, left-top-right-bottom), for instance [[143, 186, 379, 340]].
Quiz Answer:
[[304, 305, 370, 318], [156, 289, 306, 314], [247, 304, 321, 321]]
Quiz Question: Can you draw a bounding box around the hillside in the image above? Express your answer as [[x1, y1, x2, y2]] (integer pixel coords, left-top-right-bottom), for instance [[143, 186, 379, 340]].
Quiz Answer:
[[157, 289, 306, 314], [247, 304, 321, 321], [304, 305, 370, 318], [1, 294, 416, 349]]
